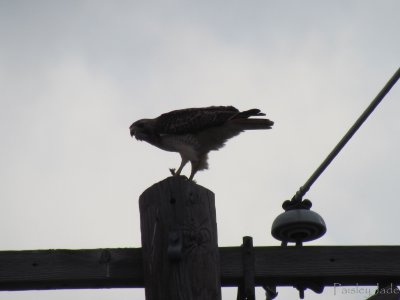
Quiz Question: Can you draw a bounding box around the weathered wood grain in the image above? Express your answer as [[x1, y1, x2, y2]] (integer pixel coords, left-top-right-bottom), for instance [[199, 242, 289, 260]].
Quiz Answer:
[[0, 248, 143, 290], [1, 246, 400, 291], [139, 176, 221, 300]]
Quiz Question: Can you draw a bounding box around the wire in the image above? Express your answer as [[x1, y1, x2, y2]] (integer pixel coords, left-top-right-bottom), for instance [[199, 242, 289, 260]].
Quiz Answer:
[[292, 67, 400, 203]]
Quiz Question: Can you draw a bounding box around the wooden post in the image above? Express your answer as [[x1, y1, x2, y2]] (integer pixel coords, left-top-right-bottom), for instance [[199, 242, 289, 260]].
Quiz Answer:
[[139, 176, 221, 300], [237, 236, 255, 300]]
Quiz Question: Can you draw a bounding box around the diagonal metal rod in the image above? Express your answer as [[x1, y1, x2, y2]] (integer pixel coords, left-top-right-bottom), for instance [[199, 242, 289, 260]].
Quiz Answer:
[[292, 67, 400, 203]]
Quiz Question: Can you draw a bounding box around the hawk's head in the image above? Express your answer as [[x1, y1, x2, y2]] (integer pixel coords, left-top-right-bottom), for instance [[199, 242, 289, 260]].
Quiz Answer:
[[129, 119, 155, 141]]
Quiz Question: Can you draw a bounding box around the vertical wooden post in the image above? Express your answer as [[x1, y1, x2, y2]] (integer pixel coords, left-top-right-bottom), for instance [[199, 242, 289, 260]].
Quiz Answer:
[[237, 236, 255, 300], [139, 176, 221, 300]]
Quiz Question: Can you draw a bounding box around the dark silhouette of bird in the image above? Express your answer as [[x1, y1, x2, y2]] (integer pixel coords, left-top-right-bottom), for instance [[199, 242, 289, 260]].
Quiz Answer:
[[130, 106, 273, 180]]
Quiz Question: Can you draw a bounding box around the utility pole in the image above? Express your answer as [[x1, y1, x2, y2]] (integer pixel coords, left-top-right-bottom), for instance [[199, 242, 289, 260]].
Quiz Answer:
[[139, 176, 221, 300]]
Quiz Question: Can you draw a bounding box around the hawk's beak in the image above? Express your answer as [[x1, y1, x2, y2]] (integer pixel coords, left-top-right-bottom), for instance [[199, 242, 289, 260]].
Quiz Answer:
[[129, 127, 135, 137]]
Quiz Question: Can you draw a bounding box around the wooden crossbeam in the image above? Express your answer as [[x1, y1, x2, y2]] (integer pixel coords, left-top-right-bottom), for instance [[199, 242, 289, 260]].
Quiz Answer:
[[0, 248, 143, 290], [0, 246, 400, 291]]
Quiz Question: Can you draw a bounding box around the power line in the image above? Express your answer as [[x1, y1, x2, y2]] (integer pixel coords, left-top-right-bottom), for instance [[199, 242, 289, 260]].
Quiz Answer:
[[291, 67, 400, 203]]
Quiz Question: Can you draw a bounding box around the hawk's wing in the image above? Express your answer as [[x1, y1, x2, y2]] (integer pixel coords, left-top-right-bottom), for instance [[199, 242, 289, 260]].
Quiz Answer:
[[154, 106, 239, 134]]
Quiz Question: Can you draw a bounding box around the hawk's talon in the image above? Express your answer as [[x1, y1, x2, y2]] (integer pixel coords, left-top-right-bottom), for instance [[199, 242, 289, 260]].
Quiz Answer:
[[169, 168, 191, 181]]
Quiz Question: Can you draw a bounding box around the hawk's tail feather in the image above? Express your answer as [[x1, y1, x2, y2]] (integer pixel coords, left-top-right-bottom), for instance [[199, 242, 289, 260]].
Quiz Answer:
[[236, 109, 266, 118], [231, 118, 274, 130]]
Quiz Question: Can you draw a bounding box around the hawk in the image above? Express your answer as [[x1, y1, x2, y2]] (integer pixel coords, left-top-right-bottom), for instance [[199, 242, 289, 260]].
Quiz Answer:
[[129, 106, 273, 180]]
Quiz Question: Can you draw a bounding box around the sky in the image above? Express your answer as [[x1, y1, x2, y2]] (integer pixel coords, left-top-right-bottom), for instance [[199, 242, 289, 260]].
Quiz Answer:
[[0, 0, 399, 299]]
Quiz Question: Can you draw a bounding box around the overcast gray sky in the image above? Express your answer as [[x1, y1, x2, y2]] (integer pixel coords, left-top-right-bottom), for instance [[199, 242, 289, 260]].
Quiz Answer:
[[1, 1, 399, 299]]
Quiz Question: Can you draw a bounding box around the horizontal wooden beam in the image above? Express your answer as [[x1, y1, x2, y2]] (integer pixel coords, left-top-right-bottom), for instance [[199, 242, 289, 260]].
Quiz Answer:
[[0, 246, 400, 291], [222, 246, 400, 287], [0, 248, 143, 291]]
